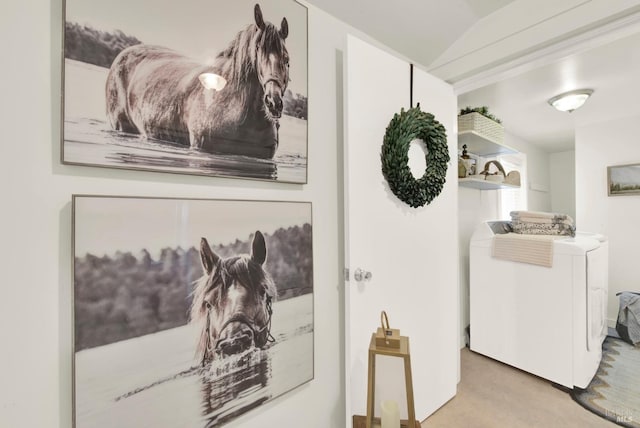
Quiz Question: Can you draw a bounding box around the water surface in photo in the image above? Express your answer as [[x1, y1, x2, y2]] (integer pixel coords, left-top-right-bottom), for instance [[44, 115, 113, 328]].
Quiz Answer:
[[64, 60, 307, 183], [75, 294, 313, 428]]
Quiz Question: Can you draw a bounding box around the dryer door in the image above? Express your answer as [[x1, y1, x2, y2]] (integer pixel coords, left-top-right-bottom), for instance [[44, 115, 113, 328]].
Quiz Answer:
[[586, 245, 608, 351]]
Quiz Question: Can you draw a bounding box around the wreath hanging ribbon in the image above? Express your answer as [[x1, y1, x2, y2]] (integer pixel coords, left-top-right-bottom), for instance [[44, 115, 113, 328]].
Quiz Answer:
[[381, 105, 449, 208]]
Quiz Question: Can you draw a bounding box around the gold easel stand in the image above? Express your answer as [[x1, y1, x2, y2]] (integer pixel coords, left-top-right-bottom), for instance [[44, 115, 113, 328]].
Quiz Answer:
[[352, 333, 420, 428]]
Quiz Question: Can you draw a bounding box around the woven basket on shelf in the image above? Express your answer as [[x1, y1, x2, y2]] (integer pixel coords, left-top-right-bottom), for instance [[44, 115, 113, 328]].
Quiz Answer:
[[458, 112, 504, 145]]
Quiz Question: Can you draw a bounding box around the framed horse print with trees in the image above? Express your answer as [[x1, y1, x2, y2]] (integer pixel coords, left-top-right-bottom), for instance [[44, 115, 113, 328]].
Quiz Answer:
[[72, 195, 314, 427], [62, 1, 308, 184]]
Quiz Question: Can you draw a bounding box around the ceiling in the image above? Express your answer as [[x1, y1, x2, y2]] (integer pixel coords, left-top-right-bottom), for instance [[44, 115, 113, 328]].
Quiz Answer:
[[305, 0, 516, 66], [306, 0, 640, 153], [458, 30, 640, 152]]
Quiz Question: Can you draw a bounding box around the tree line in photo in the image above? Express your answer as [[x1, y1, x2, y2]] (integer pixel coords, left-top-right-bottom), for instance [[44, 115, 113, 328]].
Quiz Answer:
[[64, 22, 308, 119], [74, 224, 312, 351], [610, 182, 640, 193]]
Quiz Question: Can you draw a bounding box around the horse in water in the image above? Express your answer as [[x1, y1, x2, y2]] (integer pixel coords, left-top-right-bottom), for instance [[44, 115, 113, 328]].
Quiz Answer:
[[191, 231, 277, 364], [105, 4, 290, 159]]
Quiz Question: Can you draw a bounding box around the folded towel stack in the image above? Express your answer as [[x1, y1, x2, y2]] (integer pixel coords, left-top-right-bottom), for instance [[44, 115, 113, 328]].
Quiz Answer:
[[510, 210, 576, 237]]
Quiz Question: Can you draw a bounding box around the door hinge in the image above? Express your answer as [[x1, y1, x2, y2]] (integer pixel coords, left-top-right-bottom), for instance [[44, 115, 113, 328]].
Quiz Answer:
[[344, 268, 350, 281]]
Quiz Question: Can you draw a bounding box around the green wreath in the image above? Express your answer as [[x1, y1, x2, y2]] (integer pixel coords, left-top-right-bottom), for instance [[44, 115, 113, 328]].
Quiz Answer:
[[381, 105, 449, 208]]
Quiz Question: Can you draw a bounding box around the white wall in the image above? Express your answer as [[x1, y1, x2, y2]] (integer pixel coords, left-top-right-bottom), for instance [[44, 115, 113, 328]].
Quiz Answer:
[[506, 132, 551, 212], [576, 115, 640, 327], [550, 150, 576, 220], [1, 2, 346, 427], [458, 188, 499, 346], [457, 131, 550, 346]]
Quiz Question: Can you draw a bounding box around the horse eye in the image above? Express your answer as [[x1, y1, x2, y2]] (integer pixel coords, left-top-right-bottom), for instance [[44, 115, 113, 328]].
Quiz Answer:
[[204, 301, 212, 310]]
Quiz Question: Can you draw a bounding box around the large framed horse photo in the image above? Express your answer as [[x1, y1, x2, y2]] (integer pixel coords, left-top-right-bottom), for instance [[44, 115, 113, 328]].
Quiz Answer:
[[63, 1, 308, 184], [72, 195, 313, 427]]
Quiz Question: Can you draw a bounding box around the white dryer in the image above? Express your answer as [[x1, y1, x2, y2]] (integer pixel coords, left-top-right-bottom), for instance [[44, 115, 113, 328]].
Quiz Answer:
[[469, 221, 608, 389]]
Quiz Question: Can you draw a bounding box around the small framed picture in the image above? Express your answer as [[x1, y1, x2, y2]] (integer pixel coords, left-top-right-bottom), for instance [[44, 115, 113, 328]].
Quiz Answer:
[[607, 163, 640, 196]]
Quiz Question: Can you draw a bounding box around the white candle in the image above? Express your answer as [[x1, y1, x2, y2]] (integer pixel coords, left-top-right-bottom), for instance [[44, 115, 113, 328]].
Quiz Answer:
[[380, 400, 400, 428]]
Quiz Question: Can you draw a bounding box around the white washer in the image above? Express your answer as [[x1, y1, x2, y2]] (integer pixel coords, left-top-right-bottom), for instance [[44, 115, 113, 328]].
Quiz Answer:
[[469, 221, 608, 389]]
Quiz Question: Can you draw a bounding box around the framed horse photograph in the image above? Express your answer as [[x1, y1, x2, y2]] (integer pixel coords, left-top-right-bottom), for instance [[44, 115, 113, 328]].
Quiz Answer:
[[72, 195, 313, 427], [62, 1, 308, 184]]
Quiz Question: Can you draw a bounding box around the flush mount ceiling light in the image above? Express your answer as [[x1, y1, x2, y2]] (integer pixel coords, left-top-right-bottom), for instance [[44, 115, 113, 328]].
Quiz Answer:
[[198, 73, 227, 91], [548, 89, 594, 112]]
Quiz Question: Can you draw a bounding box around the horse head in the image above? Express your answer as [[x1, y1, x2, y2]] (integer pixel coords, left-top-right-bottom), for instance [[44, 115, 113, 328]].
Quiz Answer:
[[253, 4, 290, 122], [191, 231, 276, 363]]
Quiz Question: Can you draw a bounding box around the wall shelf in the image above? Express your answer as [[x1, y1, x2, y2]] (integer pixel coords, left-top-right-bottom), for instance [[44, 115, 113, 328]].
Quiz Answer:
[[458, 130, 517, 157], [459, 177, 520, 190], [457, 116, 520, 190]]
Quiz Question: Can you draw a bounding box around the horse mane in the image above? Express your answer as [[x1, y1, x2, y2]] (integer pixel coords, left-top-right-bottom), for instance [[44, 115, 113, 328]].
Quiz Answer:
[[213, 21, 286, 119], [190, 254, 277, 361], [216, 24, 258, 91]]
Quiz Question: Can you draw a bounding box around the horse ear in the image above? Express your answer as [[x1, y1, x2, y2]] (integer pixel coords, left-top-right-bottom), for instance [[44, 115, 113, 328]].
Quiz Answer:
[[254, 4, 266, 30], [200, 238, 220, 275], [280, 17, 288, 39], [251, 231, 267, 265]]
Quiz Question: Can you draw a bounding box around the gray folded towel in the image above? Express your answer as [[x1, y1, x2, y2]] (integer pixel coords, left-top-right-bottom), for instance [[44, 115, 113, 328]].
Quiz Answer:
[[511, 221, 576, 237], [510, 211, 576, 237]]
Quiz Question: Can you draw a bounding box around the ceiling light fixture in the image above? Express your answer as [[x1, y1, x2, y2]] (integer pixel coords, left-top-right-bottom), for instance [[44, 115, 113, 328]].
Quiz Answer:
[[548, 89, 593, 112], [198, 73, 227, 91]]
